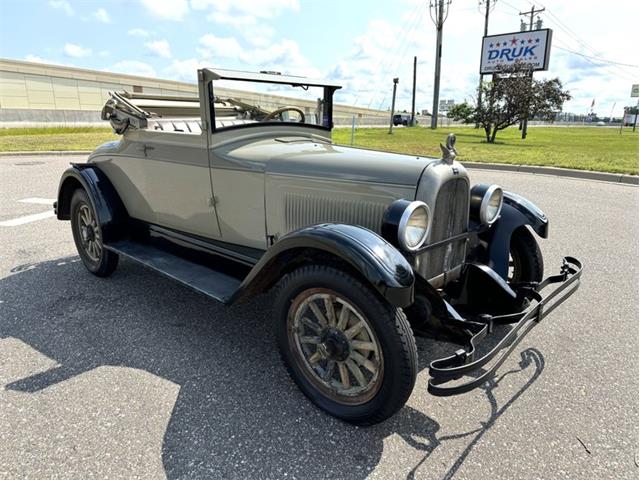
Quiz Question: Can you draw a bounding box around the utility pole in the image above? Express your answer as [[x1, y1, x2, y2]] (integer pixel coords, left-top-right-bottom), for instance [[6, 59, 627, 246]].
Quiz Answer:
[[411, 56, 417, 126], [518, 5, 544, 139], [429, 0, 451, 129], [519, 5, 544, 31], [476, 0, 495, 128], [388, 77, 399, 134]]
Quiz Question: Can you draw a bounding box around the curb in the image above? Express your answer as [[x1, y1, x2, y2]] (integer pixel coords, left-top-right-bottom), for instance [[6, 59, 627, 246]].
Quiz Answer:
[[0, 150, 637, 185], [463, 161, 638, 185], [0, 150, 91, 156]]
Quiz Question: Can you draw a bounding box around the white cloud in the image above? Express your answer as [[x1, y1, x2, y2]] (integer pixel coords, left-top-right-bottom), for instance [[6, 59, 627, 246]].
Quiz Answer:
[[206, 11, 256, 28], [64, 43, 92, 58], [164, 58, 208, 82], [128, 28, 151, 37], [93, 8, 111, 23], [193, 0, 296, 44], [195, 34, 317, 78], [325, 18, 426, 110], [145, 39, 172, 59], [24, 54, 68, 66], [107, 60, 157, 78], [140, 0, 189, 21], [48, 0, 73, 16], [198, 34, 244, 59], [192, 0, 299, 19]]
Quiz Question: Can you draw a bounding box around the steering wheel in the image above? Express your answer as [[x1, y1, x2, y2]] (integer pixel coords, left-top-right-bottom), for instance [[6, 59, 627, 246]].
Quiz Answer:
[[264, 106, 306, 123]]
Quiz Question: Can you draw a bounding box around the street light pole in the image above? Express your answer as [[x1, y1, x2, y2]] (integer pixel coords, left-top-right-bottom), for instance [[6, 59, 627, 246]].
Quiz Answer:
[[411, 56, 417, 126], [388, 77, 399, 134]]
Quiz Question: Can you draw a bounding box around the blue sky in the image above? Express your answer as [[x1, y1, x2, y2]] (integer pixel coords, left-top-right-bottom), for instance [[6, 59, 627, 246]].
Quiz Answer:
[[0, 0, 638, 115]]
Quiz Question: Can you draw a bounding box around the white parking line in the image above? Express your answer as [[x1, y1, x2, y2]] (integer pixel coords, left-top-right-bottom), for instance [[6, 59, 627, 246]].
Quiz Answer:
[[18, 197, 56, 205], [1, 198, 57, 227], [0, 210, 56, 227]]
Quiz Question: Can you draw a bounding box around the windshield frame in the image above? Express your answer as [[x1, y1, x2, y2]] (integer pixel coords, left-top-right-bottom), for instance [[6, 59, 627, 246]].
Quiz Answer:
[[198, 68, 340, 134]]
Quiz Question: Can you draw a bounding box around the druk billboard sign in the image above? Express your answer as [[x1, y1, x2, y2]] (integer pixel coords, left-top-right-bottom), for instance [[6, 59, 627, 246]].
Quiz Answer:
[[480, 29, 552, 74]]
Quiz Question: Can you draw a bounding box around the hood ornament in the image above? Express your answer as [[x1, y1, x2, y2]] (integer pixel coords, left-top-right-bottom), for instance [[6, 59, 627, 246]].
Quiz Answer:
[[440, 133, 457, 164]]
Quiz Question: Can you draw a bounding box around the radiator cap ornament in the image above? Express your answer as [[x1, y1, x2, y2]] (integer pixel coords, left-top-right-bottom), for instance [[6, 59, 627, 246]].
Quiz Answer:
[[440, 133, 457, 164]]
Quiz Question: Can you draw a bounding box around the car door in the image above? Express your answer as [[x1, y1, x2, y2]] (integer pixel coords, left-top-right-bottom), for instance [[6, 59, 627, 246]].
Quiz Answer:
[[206, 136, 267, 249], [139, 129, 222, 239]]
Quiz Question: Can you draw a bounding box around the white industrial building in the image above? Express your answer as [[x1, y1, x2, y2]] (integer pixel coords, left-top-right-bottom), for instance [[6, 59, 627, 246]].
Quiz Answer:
[[0, 58, 387, 127]]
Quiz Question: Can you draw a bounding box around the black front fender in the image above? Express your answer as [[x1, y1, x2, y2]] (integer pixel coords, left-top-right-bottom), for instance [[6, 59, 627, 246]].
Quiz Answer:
[[230, 224, 415, 307], [479, 191, 549, 279], [56, 164, 128, 242]]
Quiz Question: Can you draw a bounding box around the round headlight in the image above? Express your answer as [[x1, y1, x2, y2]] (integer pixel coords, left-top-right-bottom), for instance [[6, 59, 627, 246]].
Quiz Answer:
[[480, 185, 503, 225], [398, 201, 431, 251]]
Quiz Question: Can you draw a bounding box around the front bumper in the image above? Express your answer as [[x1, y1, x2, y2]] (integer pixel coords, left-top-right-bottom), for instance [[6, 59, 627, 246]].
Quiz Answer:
[[428, 256, 582, 396]]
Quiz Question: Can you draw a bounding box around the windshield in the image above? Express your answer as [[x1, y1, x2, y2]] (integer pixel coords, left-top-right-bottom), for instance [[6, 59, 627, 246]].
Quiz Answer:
[[209, 78, 335, 130]]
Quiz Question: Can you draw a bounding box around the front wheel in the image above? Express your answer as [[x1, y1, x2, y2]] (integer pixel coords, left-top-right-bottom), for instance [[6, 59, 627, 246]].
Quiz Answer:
[[70, 189, 119, 277], [508, 226, 544, 283], [274, 265, 417, 426]]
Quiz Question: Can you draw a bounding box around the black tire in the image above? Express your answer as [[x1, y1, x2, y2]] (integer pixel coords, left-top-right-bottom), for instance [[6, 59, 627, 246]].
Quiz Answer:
[[509, 226, 544, 283], [70, 188, 119, 277], [404, 294, 436, 337], [273, 265, 417, 426]]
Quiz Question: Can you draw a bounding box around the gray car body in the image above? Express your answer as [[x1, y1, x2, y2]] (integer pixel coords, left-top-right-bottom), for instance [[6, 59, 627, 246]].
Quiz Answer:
[[55, 69, 585, 407], [88, 115, 463, 254]]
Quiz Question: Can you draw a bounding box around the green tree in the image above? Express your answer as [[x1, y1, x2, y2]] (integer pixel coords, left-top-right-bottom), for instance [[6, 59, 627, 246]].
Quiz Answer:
[[624, 105, 639, 115], [446, 103, 475, 123], [450, 62, 571, 143]]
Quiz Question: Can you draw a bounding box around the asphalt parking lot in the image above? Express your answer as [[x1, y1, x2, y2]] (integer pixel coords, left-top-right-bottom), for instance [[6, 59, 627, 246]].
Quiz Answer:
[[0, 154, 638, 479]]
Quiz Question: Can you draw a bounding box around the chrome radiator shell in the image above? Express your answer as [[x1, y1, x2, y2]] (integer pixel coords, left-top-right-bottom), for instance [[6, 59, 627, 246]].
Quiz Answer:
[[414, 161, 470, 282]]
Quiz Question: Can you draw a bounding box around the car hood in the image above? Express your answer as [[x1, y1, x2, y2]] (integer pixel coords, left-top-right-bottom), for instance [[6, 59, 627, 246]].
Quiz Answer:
[[224, 137, 439, 186]]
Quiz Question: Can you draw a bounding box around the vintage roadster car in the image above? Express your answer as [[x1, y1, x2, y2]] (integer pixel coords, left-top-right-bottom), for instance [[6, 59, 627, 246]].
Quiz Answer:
[[54, 69, 581, 425]]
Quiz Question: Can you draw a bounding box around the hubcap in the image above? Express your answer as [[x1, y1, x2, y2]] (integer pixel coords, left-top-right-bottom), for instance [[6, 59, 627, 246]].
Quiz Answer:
[[77, 203, 101, 262], [288, 290, 383, 405]]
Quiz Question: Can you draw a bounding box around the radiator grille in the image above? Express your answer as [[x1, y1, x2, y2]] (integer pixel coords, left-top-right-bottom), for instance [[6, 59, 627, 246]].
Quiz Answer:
[[284, 192, 387, 233], [421, 178, 469, 279]]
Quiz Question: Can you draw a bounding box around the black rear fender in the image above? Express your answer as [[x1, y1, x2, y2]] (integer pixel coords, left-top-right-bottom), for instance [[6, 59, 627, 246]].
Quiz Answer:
[[56, 164, 128, 242]]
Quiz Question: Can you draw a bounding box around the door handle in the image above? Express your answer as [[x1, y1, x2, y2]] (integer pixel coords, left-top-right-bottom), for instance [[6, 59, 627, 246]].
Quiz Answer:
[[139, 145, 155, 156]]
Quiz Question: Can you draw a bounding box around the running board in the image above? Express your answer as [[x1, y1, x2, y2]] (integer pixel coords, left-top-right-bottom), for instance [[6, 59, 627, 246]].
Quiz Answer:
[[105, 240, 242, 303]]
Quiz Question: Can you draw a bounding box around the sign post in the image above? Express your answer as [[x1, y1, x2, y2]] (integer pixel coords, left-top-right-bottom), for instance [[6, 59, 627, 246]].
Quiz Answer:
[[479, 28, 552, 139], [631, 84, 638, 132]]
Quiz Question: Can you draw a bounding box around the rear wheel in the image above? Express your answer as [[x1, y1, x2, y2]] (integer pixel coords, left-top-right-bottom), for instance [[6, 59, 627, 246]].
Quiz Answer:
[[274, 265, 417, 426], [508, 226, 543, 283], [70, 189, 118, 277]]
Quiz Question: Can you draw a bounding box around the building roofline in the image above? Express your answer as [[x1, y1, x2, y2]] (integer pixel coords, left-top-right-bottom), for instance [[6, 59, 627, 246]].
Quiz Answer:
[[0, 57, 389, 116], [0, 57, 196, 89]]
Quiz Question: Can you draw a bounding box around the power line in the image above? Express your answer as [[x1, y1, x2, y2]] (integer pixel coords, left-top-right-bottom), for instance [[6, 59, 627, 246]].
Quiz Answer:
[[553, 45, 639, 69], [498, 0, 521, 14], [361, 2, 425, 109], [553, 38, 637, 82], [532, 2, 638, 79], [373, 6, 427, 110], [350, 1, 422, 108]]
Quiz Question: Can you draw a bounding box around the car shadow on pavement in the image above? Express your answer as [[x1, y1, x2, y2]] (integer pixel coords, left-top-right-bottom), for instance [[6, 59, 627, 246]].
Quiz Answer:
[[1, 257, 544, 479]]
